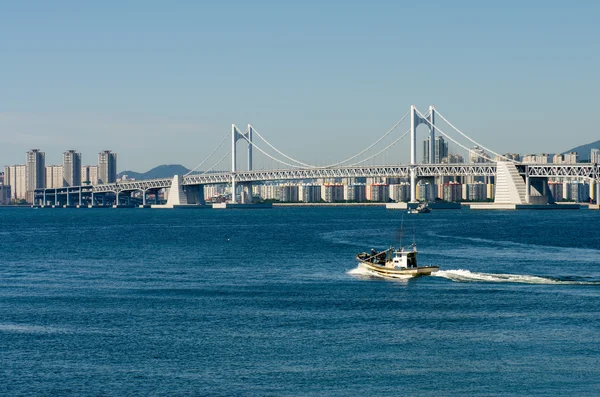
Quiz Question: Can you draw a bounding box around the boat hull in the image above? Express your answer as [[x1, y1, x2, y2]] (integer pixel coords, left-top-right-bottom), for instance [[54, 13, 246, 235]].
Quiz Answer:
[[358, 260, 439, 278]]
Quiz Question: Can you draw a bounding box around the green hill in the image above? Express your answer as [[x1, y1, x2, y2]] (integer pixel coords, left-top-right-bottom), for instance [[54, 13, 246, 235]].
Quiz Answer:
[[118, 164, 191, 180], [563, 140, 600, 161]]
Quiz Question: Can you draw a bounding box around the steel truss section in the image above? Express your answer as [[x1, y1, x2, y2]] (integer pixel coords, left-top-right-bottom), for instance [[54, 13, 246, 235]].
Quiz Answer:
[[33, 163, 600, 197], [524, 164, 598, 181], [416, 164, 496, 177]]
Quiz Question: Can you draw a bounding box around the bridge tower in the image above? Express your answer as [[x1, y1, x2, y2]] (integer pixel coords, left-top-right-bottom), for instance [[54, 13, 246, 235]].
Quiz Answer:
[[409, 105, 436, 202], [231, 124, 253, 204]]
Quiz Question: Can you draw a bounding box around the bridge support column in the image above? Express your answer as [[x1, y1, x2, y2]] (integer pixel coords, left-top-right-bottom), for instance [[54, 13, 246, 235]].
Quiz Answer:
[[142, 191, 146, 206], [79, 187, 82, 207], [43, 190, 46, 206], [410, 105, 417, 202], [525, 172, 530, 204], [429, 105, 436, 164]]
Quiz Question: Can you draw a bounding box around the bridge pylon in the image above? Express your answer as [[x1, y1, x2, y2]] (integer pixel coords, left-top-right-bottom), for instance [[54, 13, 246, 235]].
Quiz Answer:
[[409, 105, 436, 202], [231, 124, 253, 204]]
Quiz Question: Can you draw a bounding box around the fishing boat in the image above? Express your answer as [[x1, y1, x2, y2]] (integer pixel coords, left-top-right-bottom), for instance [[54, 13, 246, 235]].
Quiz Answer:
[[408, 203, 431, 214], [356, 244, 439, 278]]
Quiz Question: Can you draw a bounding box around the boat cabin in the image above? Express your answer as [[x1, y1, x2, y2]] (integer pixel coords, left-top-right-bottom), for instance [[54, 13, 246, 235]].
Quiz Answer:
[[390, 245, 418, 269]]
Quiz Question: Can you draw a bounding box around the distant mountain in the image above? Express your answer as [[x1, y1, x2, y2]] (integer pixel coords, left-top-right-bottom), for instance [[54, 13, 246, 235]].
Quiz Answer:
[[118, 164, 190, 180], [563, 140, 600, 161]]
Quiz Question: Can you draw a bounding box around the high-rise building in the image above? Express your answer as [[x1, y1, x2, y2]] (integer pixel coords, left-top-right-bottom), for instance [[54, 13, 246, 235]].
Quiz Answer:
[[299, 184, 321, 203], [81, 165, 99, 185], [322, 184, 344, 202], [45, 165, 64, 188], [98, 150, 117, 184], [367, 184, 389, 202], [26, 149, 45, 203], [423, 137, 448, 163], [0, 185, 10, 205], [344, 184, 367, 202], [4, 165, 27, 201], [281, 185, 299, 202], [63, 150, 81, 187]]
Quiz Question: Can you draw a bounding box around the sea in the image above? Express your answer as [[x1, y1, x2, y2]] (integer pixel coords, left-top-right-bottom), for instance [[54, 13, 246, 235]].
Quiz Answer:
[[1, 206, 600, 396]]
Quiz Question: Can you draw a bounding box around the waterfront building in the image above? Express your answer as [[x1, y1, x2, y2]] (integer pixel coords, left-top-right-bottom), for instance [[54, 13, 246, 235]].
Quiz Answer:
[[322, 184, 344, 203], [259, 184, 282, 201], [442, 182, 462, 202], [4, 165, 27, 201], [389, 183, 411, 202], [299, 184, 321, 203], [26, 149, 45, 203], [281, 185, 299, 202], [81, 165, 99, 185], [367, 183, 389, 202], [0, 185, 11, 204], [344, 184, 367, 202], [45, 165, 64, 188], [205, 184, 227, 202], [462, 182, 487, 201], [548, 181, 564, 201], [417, 182, 435, 202], [564, 181, 590, 202], [98, 150, 117, 184], [63, 150, 81, 186]]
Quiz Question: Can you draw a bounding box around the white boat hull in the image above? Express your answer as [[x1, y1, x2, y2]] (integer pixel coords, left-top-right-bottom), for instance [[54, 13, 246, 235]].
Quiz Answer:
[[358, 260, 439, 278]]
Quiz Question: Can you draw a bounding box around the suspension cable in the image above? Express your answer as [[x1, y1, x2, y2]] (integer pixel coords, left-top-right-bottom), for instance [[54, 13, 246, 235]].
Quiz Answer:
[[414, 109, 496, 162], [323, 110, 411, 168], [202, 149, 232, 174], [250, 126, 316, 168], [238, 133, 312, 169], [184, 129, 231, 176], [348, 128, 411, 166], [433, 109, 515, 162]]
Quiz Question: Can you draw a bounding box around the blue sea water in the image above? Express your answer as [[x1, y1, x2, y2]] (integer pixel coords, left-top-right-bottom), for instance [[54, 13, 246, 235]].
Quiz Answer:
[[1, 206, 600, 396]]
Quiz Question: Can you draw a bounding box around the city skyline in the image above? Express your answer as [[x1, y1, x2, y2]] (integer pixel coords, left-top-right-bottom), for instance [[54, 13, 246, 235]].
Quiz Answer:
[[1, 2, 599, 171]]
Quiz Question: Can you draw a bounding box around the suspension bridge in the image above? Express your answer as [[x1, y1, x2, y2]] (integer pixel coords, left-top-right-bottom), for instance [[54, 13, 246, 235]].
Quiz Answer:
[[34, 105, 600, 208]]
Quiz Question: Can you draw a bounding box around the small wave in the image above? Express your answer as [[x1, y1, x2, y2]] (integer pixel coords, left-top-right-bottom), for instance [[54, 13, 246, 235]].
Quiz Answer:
[[433, 269, 600, 285], [0, 323, 72, 334]]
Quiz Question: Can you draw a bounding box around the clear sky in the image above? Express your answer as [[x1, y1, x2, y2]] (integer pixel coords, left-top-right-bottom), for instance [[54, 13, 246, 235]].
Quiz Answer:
[[1, 0, 599, 172]]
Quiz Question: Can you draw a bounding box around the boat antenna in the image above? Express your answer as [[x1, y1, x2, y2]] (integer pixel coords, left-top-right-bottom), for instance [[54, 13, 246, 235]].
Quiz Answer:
[[398, 214, 404, 248], [411, 218, 416, 246]]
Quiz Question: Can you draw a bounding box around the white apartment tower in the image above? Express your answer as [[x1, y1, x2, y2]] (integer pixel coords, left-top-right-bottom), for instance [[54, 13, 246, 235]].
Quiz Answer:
[[45, 165, 64, 188], [98, 150, 117, 184], [4, 165, 27, 201], [63, 150, 81, 187], [81, 165, 99, 185]]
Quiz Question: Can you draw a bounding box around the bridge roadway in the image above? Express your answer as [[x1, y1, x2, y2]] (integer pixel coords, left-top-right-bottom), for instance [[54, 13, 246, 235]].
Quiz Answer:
[[36, 163, 599, 197]]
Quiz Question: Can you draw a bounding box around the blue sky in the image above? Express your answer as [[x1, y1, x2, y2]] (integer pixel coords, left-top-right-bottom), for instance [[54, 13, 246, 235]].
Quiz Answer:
[[1, 1, 599, 171]]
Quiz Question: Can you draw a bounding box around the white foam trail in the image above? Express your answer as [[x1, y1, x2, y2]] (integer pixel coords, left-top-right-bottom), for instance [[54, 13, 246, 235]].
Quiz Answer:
[[433, 269, 600, 285]]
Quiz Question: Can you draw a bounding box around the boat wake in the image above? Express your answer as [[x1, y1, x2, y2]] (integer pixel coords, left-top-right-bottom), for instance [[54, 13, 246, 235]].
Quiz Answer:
[[433, 269, 600, 285]]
